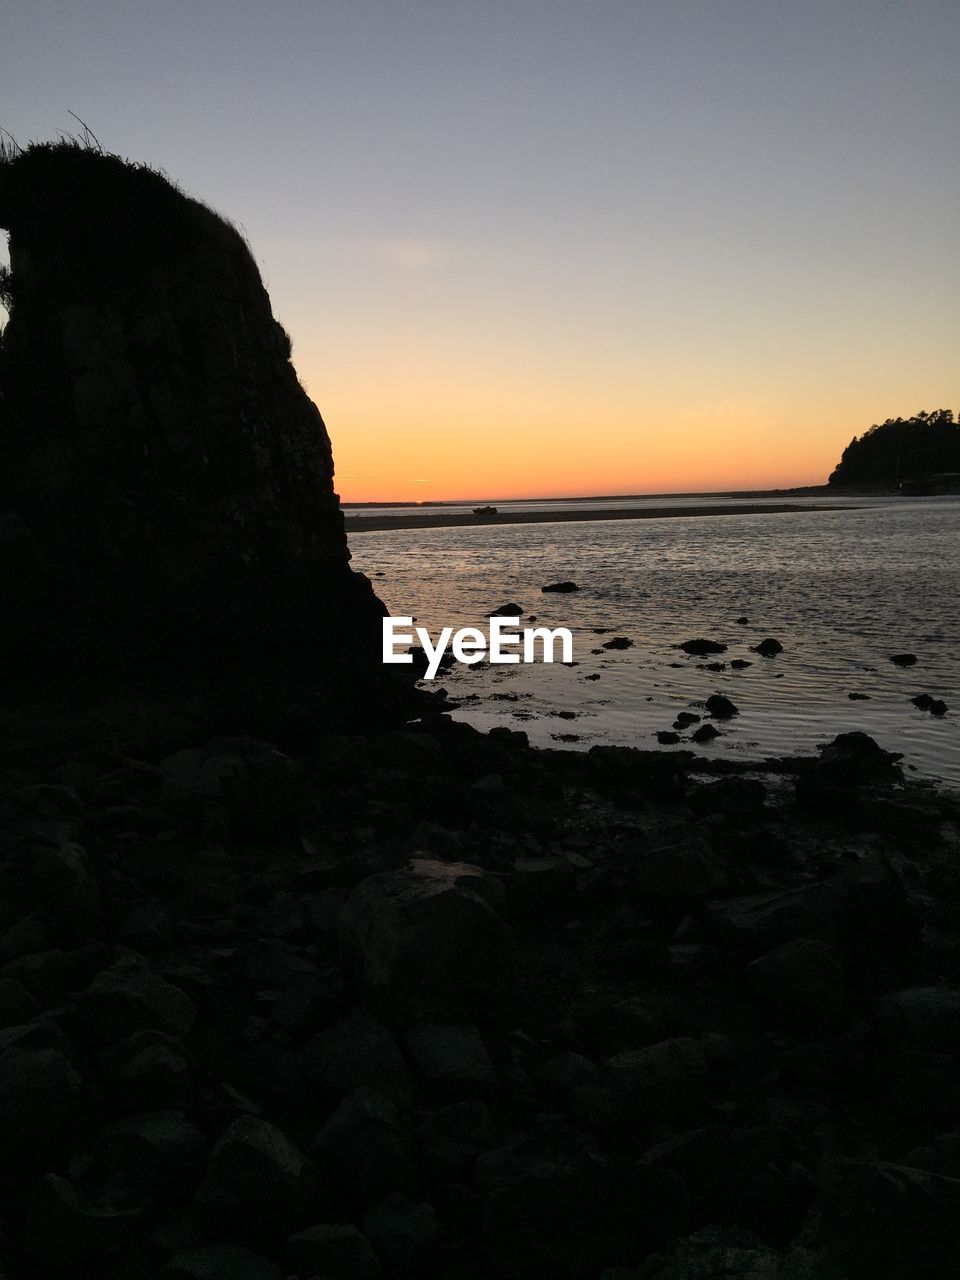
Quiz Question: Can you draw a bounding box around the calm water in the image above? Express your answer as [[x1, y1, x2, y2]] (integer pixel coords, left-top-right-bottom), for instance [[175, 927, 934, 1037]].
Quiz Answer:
[[349, 496, 960, 785]]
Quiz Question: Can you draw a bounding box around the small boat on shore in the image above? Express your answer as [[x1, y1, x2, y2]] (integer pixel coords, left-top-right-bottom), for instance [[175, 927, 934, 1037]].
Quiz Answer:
[[473, 505, 498, 516]]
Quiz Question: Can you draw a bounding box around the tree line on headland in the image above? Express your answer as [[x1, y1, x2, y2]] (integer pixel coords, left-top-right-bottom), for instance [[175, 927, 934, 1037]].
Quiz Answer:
[[829, 409, 959, 489]]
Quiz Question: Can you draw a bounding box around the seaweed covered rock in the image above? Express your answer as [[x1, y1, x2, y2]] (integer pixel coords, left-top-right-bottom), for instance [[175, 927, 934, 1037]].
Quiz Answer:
[[0, 141, 408, 743]]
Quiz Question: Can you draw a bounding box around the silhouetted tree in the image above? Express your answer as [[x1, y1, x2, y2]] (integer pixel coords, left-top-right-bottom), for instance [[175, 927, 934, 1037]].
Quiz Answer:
[[828, 410, 958, 486]]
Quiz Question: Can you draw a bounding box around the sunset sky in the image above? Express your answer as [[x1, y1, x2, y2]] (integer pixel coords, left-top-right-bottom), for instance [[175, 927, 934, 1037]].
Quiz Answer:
[[3, 1, 958, 501]]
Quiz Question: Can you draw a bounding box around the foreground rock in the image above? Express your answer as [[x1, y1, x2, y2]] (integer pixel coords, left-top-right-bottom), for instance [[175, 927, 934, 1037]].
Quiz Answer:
[[196, 1118, 317, 1237], [339, 859, 514, 1023], [0, 720, 956, 1277]]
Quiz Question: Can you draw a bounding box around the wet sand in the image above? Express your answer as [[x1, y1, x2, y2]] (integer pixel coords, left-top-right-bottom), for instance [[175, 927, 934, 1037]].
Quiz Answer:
[[346, 501, 855, 533]]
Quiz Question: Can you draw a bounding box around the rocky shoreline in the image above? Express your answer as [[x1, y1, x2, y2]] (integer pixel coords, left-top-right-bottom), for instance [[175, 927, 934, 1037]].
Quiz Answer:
[[2, 717, 959, 1279]]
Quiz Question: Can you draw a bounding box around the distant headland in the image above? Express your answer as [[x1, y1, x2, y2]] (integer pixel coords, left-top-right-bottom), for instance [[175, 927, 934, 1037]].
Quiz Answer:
[[829, 409, 959, 494]]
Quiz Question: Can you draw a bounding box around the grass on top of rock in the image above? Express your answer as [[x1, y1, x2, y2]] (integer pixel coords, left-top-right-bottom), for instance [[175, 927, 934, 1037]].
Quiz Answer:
[[0, 137, 255, 305]]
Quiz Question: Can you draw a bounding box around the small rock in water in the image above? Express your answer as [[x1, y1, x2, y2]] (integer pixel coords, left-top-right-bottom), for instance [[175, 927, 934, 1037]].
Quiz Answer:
[[730, 659, 752, 670], [912, 694, 948, 716], [890, 653, 918, 667], [490, 603, 523, 616], [702, 662, 726, 672], [657, 732, 682, 745], [691, 723, 720, 743], [752, 638, 783, 657], [541, 581, 579, 593], [735, 616, 749, 624], [849, 691, 871, 700], [602, 636, 633, 650], [679, 638, 727, 655], [705, 694, 739, 719], [674, 712, 701, 727]]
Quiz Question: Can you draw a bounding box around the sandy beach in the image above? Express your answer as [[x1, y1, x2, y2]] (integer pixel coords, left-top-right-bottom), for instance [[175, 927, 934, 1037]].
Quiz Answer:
[[346, 501, 850, 533]]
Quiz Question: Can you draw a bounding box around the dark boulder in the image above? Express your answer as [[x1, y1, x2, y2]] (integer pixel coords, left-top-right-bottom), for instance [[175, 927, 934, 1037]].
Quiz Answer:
[[414, 1100, 509, 1179], [803, 1159, 960, 1280], [284, 1224, 382, 1279], [0, 1044, 81, 1157], [541, 581, 579, 593], [404, 1023, 496, 1090], [705, 694, 738, 719], [362, 1193, 442, 1275], [705, 857, 918, 987], [813, 731, 903, 787], [94, 1110, 209, 1202], [872, 1049, 960, 1123], [679, 639, 727, 656], [626, 836, 731, 902], [338, 859, 513, 1024], [476, 1117, 650, 1277], [24, 1174, 144, 1269], [160, 1246, 282, 1280], [748, 939, 844, 1027], [688, 777, 765, 820], [312, 1088, 414, 1204], [876, 986, 960, 1052], [195, 1117, 317, 1236], [302, 1010, 413, 1106], [643, 1126, 811, 1240], [78, 954, 197, 1042]]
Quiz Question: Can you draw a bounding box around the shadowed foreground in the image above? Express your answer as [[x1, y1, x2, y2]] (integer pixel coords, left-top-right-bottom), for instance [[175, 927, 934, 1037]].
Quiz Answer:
[[1, 719, 958, 1278]]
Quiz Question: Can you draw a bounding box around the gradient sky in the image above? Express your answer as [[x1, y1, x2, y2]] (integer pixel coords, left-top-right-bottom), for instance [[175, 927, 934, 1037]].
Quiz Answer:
[[3, 1, 958, 500]]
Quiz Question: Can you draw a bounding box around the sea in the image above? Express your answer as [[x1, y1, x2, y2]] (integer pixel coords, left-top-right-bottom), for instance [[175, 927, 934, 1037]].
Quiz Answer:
[[347, 495, 960, 787]]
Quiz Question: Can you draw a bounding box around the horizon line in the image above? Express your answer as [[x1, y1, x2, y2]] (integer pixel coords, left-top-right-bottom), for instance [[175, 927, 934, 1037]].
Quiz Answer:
[[339, 482, 830, 508]]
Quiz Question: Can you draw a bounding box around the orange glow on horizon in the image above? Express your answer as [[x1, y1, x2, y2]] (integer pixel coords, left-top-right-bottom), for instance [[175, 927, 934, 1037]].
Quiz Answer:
[[313, 384, 873, 504], [292, 314, 958, 505]]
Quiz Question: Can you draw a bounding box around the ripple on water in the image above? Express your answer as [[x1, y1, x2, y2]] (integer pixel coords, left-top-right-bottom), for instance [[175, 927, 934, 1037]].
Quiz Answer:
[[350, 496, 960, 785]]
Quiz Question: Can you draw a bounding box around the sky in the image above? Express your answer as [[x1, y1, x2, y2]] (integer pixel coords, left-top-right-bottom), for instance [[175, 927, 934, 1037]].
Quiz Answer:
[[2, 0, 958, 501]]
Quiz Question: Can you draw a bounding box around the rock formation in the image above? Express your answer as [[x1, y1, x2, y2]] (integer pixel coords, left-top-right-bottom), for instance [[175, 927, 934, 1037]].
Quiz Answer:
[[0, 141, 407, 745]]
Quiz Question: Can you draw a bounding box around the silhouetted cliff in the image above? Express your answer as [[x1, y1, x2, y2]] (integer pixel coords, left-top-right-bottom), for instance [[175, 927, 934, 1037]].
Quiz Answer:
[[0, 141, 410, 742], [828, 409, 959, 489]]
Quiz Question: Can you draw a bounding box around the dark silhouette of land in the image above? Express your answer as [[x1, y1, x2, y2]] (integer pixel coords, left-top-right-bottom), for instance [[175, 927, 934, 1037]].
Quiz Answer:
[[830, 409, 959, 491]]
